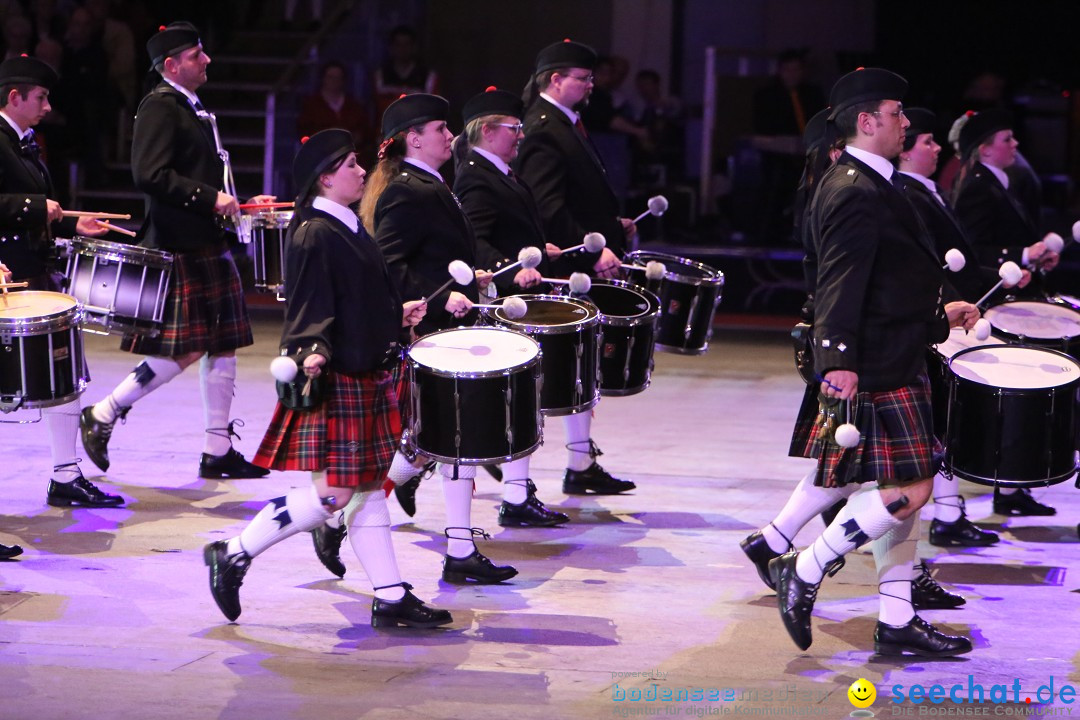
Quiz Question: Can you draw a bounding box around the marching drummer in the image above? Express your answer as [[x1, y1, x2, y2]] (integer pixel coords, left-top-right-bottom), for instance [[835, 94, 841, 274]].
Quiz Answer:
[[202, 128, 452, 630], [0, 54, 122, 517], [80, 22, 276, 480], [951, 108, 1059, 517], [452, 86, 571, 528], [354, 92, 518, 586], [515, 39, 636, 497]]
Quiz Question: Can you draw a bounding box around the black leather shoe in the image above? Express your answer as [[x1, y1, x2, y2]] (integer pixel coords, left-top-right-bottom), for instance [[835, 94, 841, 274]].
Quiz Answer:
[[499, 480, 570, 527], [769, 551, 818, 651], [0, 543, 23, 559], [46, 476, 124, 508], [740, 531, 783, 591], [393, 461, 435, 517], [371, 582, 453, 628], [912, 562, 965, 610], [80, 406, 119, 472], [311, 523, 347, 578], [874, 615, 972, 657], [929, 516, 999, 547], [993, 488, 1056, 516], [203, 540, 250, 622], [483, 464, 503, 481], [443, 550, 519, 584], [199, 447, 270, 479], [562, 462, 636, 495]]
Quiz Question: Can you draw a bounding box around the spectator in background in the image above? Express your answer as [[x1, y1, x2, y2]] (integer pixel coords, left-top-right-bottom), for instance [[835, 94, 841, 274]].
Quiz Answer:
[[85, 0, 136, 111], [581, 55, 647, 143], [372, 25, 438, 124], [631, 68, 684, 185], [1, 12, 62, 68], [297, 61, 372, 166], [751, 48, 825, 244], [54, 5, 108, 187]]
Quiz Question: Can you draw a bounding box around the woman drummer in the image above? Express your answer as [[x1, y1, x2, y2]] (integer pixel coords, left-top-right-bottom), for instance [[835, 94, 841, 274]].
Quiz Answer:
[[356, 93, 517, 586], [202, 129, 452, 629]]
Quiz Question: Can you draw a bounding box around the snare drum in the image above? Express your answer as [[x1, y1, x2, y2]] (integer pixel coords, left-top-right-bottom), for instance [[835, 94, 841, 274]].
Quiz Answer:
[[569, 279, 660, 396], [927, 327, 1004, 438], [407, 326, 542, 464], [251, 210, 293, 300], [63, 237, 173, 335], [622, 250, 724, 355], [488, 295, 600, 415], [0, 291, 88, 412], [984, 300, 1080, 358], [944, 344, 1080, 487]]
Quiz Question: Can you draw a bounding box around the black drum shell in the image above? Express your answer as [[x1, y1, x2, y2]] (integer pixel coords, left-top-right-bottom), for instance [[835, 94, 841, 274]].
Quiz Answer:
[[64, 237, 173, 335], [570, 280, 659, 396], [0, 293, 86, 411], [622, 250, 723, 355]]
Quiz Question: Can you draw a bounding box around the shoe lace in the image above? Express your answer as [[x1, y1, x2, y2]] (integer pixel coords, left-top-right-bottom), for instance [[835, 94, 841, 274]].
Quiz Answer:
[[223, 553, 250, 589], [566, 439, 603, 460], [933, 493, 967, 517], [207, 418, 246, 444], [53, 460, 84, 479], [443, 526, 492, 542]]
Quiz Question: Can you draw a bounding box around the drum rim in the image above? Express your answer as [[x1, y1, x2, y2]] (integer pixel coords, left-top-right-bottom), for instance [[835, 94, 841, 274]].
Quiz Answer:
[[577, 279, 661, 327], [983, 299, 1080, 341], [0, 291, 81, 334], [68, 236, 175, 268], [408, 326, 543, 378], [624, 250, 725, 287], [492, 294, 600, 333], [948, 343, 1080, 389], [252, 209, 294, 228]]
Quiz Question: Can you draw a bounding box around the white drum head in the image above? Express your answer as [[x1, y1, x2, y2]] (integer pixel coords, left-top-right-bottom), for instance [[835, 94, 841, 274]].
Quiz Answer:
[[933, 326, 1004, 359], [409, 327, 539, 374], [950, 345, 1080, 389], [0, 290, 77, 320], [985, 301, 1080, 340]]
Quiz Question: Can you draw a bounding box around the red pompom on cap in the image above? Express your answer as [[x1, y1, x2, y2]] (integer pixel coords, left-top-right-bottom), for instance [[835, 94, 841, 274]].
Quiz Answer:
[[159, 25, 167, 31], [300, 136, 310, 144], [485, 85, 497, 92], [563, 38, 571, 42], [398, 93, 407, 99], [19, 53, 27, 57], [965, 110, 975, 117]]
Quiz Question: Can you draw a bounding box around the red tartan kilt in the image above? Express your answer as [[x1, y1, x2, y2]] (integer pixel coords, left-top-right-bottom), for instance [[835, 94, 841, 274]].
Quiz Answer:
[[790, 374, 939, 487], [121, 244, 253, 357], [253, 368, 402, 488]]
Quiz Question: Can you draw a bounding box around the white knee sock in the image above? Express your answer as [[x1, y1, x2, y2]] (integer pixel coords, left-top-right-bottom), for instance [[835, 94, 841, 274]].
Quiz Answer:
[[564, 412, 593, 471], [439, 463, 477, 558], [761, 470, 858, 553], [795, 487, 903, 584], [345, 490, 405, 601], [386, 451, 425, 486], [501, 457, 531, 505], [872, 514, 918, 626], [230, 485, 330, 559], [94, 356, 184, 423], [932, 473, 963, 523], [43, 399, 81, 483], [201, 355, 237, 457]]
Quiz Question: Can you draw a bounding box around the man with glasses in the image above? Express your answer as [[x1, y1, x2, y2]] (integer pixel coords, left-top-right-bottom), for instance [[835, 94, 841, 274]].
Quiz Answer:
[[770, 68, 979, 656], [515, 40, 637, 497]]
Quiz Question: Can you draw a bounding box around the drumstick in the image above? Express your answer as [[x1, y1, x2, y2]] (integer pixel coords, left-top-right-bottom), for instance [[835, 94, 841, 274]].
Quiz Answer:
[[975, 261, 1023, 307], [423, 260, 475, 302], [562, 232, 606, 254], [621, 260, 667, 280], [474, 297, 527, 319], [61, 210, 132, 220], [238, 201, 295, 210], [631, 195, 669, 224], [0, 281, 29, 290], [100, 222, 137, 238], [541, 273, 591, 294]]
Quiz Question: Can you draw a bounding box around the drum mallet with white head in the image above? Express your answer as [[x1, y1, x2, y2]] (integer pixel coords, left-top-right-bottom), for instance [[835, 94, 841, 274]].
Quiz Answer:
[[943, 248, 965, 272], [621, 260, 667, 280], [270, 355, 316, 396], [974, 261, 1023, 308], [473, 296, 528, 319], [490, 246, 543, 278], [631, 195, 669, 224], [540, 272, 592, 294], [562, 232, 606, 254], [424, 260, 475, 301]]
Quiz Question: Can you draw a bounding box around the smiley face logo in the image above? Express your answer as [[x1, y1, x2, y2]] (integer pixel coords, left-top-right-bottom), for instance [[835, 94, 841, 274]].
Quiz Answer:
[[848, 678, 876, 708]]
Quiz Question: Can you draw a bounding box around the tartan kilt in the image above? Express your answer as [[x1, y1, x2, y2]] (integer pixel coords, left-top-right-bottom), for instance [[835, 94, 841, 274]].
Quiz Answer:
[[789, 374, 940, 487], [120, 244, 253, 357], [253, 368, 401, 489]]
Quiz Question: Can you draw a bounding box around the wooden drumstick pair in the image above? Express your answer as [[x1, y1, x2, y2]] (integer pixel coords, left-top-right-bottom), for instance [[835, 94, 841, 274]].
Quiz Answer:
[[0, 280, 29, 307], [62, 210, 138, 238]]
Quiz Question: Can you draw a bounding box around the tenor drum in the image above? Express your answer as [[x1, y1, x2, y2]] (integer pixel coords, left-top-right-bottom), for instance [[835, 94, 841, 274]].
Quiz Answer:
[[0, 291, 87, 412], [63, 237, 173, 335], [984, 300, 1080, 358], [251, 210, 293, 300], [926, 326, 1004, 439], [622, 250, 724, 355], [944, 344, 1080, 487], [488, 295, 600, 415], [407, 326, 542, 464], [565, 279, 660, 396]]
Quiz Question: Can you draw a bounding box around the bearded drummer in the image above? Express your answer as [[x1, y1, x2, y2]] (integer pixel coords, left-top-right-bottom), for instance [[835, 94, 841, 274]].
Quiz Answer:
[[79, 22, 276, 479], [0, 55, 122, 519], [514, 39, 637, 497]]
